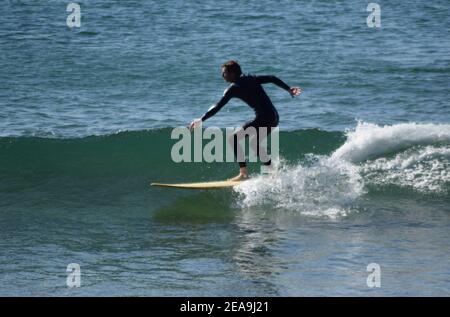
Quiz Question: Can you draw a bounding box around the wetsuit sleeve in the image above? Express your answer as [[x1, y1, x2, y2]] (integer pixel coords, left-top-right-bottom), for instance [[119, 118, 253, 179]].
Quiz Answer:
[[255, 75, 291, 92], [201, 86, 235, 122]]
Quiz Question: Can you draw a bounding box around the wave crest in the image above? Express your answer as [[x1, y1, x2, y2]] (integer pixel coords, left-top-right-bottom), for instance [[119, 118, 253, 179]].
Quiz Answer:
[[332, 122, 450, 162], [234, 122, 450, 218]]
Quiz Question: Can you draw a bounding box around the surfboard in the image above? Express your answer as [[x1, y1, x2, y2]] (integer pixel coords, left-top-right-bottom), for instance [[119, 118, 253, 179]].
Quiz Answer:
[[150, 180, 243, 189]]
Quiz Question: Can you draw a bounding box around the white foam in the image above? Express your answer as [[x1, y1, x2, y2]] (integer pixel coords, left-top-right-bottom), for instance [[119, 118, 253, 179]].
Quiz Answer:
[[361, 145, 450, 193], [234, 155, 365, 219], [332, 122, 450, 163], [233, 122, 450, 218]]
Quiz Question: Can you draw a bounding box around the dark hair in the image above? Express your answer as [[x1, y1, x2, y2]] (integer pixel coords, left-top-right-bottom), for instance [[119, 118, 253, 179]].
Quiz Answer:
[[221, 60, 242, 77]]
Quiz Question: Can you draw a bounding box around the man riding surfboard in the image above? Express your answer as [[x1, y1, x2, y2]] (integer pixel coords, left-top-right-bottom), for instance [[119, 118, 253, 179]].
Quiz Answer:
[[189, 60, 302, 181]]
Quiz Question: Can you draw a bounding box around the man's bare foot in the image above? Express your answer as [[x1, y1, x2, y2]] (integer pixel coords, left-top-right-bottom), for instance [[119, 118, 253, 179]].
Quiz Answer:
[[228, 173, 249, 182]]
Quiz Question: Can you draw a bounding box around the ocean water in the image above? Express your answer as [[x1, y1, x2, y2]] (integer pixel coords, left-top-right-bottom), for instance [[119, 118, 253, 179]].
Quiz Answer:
[[0, 0, 449, 296]]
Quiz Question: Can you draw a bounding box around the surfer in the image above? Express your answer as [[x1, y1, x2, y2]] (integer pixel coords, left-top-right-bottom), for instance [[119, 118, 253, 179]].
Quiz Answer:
[[189, 60, 302, 181]]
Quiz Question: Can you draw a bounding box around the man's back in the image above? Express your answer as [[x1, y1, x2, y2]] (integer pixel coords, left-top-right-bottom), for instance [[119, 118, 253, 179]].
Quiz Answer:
[[201, 74, 290, 122], [232, 75, 278, 120]]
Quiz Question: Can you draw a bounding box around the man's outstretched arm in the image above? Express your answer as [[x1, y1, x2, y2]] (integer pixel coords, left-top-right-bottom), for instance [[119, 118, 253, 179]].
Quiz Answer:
[[201, 91, 231, 121], [256, 75, 302, 97], [189, 86, 235, 130]]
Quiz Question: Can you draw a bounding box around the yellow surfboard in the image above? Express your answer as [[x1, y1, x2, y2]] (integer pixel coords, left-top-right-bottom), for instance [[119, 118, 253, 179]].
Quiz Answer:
[[150, 180, 243, 189]]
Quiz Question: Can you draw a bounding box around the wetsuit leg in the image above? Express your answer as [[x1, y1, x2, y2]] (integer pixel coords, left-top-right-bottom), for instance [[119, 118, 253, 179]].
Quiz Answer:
[[232, 126, 248, 168], [232, 116, 278, 168]]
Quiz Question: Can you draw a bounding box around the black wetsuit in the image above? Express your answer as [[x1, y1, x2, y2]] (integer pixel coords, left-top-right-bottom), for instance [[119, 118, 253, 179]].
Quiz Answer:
[[201, 74, 291, 167]]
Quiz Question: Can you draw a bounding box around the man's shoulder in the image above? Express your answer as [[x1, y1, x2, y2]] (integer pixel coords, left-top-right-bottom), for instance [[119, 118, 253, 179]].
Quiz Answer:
[[233, 74, 256, 86], [239, 74, 256, 80], [238, 74, 259, 85], [223, 83, 238, 95]]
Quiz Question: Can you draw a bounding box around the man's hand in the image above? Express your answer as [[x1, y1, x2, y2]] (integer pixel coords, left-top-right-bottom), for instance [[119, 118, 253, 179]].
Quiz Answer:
[[289, 87, 302, 97], [189, 118, 202, 131]]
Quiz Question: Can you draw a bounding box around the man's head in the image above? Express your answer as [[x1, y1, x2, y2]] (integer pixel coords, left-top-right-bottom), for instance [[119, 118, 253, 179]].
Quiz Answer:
[[221, 60, 242, 83]]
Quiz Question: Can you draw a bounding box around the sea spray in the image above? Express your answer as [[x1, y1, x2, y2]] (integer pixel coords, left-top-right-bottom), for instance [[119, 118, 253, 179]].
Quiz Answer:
[[234, 155, 365, 218], [360, 145, 450, 193], [332, 122, 450, 162], [234, 122, 450, 217]]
